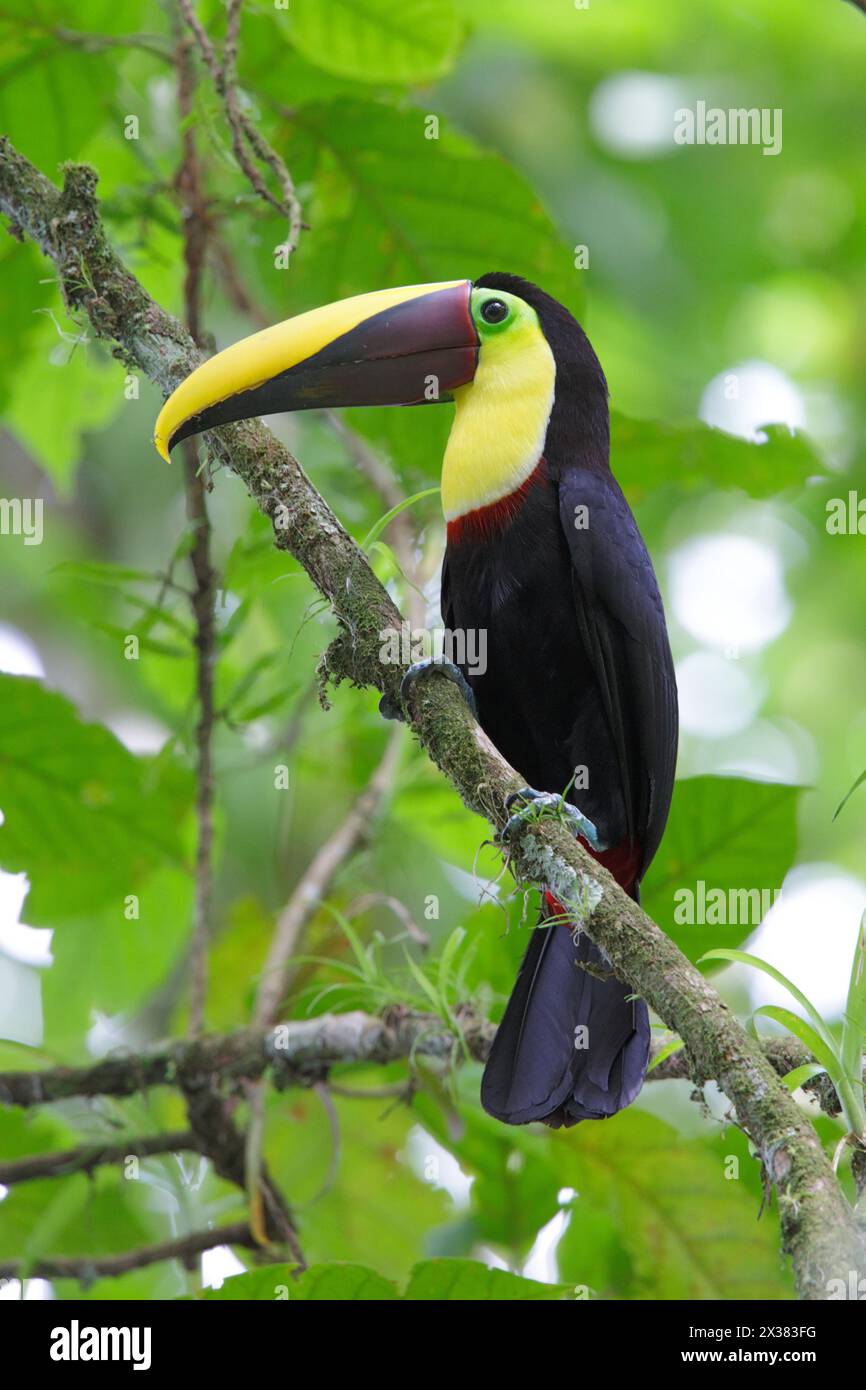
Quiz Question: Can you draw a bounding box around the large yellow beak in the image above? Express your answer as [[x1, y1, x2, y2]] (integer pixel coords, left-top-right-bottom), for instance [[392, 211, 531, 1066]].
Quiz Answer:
[[154, 280, 477, 461]]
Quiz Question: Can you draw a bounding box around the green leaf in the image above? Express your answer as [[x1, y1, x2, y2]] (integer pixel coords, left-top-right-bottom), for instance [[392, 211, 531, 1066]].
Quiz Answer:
[[841, 913, 866, 1109], [262, 1086, 450, 1277], [613, 415, 824, 503], [781, 1063, 827, 1093], [0, 243, 52, 416], [558, 1112, 793, 1300], [91, 621, 188, 658], [412, 1092, 561, 1250], [0, 1105, 77, 1163], [0, 32, 106, 171], [647, 1036, 684, 1073], [402, 946, 444, 1015], [833, 768, 866, 821], [641, 776, 801, 965], [0, 1169, 152, 1265], [361, 487, 440, 550], [698, 948, 838, 1057], [205, 1263, 399, 1301], [203, 1257, 564, 1300], [0, 675, 192, 926], [404, 1259, 568, 1300], [5, 331, 124, 492], [53, 561, 159, 586], [288, 0, 463, 84], [41, 868, 193, 1058], [751, 1006, 843, 1086], [286, 99, 580, 314]]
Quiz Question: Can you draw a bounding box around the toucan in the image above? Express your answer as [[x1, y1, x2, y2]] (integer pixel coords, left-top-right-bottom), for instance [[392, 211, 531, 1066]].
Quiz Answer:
[[155, 274, 678, 1128]]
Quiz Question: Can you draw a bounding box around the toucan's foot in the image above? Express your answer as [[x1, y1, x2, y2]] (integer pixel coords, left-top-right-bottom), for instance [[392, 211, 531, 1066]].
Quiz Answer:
[[502, 787, 605, 852], [379, 656, 477, 722]]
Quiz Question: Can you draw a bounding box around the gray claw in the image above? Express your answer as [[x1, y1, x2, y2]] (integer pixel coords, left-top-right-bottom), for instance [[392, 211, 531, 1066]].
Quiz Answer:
[[502, 787, 605, 851], [378, 691, 403, 721], [401, 656, 478, 719]]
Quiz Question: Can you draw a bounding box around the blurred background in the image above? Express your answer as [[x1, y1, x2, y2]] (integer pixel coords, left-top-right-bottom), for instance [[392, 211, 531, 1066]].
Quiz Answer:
[[0, 0, 865, 1300]]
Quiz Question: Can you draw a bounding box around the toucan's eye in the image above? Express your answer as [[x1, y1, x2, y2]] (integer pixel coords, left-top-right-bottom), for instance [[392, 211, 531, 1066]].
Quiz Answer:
[[480, 298, 509, 324]]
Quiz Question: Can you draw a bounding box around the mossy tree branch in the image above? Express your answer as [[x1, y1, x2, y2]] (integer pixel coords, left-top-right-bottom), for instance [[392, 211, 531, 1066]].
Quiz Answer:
[[0, 136, 863, 1300]]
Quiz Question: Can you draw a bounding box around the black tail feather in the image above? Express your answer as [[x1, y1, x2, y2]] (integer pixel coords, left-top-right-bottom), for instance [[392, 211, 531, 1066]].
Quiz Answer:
[[480, 919, 650, 1127]]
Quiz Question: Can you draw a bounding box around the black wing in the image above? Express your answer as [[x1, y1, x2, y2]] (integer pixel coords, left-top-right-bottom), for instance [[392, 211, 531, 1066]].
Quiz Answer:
[[558, 466, 678, 882], [440, 550, 454, 634]]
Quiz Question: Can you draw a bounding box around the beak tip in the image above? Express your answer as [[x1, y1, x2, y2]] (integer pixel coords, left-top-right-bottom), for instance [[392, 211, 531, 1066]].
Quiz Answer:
[[154, 432, 172, 464]]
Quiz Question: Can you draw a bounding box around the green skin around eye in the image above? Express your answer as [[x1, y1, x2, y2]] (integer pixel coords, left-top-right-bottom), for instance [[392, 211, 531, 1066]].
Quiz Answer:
[[469, 287, 539, 339]]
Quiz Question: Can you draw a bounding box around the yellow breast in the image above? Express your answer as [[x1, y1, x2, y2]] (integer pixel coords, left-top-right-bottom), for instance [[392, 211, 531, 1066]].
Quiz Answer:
[[441, 316, 556, 522]]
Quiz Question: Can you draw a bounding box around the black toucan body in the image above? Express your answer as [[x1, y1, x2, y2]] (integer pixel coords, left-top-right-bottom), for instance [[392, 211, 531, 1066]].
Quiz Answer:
[[154, 273, 678, 1128]]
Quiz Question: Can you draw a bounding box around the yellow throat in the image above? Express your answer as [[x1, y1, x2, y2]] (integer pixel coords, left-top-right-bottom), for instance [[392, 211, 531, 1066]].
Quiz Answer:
[[441, 303, 555, 523]]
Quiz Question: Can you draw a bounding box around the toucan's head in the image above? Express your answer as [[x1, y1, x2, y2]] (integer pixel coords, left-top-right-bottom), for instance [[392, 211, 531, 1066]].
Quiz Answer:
[[154, 273, 607, 522]]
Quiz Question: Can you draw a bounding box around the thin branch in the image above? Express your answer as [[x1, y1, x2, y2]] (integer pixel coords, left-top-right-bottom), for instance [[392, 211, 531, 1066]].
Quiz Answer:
[[2, 1008, 859, 1114], [253, 726, 404, 1029], [0, 1009, 494, 1107], [0, 1223, 259, 1283], [171, 69, 299, 1249], [1, 137, 863, 1299], [178, 0, 303, 260], [0, 12, 174, 61], [0, 1131, 197, 1186], [176, 31, 218, 1039], [344, 892, 429, 949], [647, 1035, 866, 1136], [179, 1064, 305, 1268]]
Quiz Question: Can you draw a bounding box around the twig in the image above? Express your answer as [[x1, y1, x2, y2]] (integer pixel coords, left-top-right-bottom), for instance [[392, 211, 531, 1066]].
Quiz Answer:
[[179, 0, 302, 261], [242, 1077, 268, 1245], [0, 12, 174, 61], [328, 1081, 413, 1101], [344, 892, 429, 949], [0, 1223, 259, 1283], [0, 1131, 197, 1186], [253, 727, 404, 1028], [1, 137, 863, 1299], [179, 1064, 305, 1268], [176, 32, 218, 1038]]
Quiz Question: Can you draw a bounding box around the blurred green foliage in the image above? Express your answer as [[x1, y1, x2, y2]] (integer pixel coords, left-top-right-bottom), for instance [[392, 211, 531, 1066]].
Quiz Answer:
[[1, 0, 865, 1301]]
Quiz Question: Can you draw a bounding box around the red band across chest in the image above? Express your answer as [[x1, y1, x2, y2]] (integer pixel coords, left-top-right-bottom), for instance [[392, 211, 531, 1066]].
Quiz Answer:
[[446, 459, 548, 545]]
